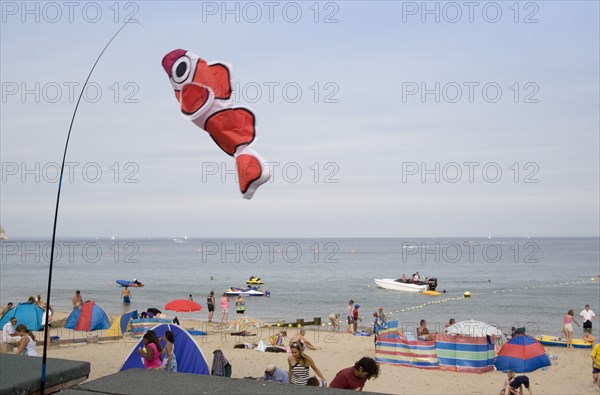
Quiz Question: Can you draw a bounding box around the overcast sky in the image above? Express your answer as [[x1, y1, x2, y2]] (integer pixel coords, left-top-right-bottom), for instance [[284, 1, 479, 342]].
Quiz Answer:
[[1, 1, 598, 238]]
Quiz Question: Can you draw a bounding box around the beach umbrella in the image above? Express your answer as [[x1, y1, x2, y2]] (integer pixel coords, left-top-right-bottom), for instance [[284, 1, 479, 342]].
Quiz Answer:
[[446, 319, 503, 337], [165, 299, 202, 313], [494, 335, 551, 373]]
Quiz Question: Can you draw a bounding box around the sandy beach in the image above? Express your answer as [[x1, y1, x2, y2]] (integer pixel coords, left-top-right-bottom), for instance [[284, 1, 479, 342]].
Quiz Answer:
[[6, 311, 595, 394]]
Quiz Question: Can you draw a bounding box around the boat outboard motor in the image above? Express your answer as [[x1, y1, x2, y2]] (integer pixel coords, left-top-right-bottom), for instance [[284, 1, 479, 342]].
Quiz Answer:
[[427, 278, 438, 291]]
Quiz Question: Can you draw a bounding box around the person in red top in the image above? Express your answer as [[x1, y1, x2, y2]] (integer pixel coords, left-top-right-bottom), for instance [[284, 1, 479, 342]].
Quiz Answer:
[[352, 304, 360, 333], [330, 357, 380, 391]]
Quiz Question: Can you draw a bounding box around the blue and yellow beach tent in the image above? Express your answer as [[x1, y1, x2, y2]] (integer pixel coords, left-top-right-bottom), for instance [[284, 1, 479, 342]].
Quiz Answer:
[[105, 310, 138, 337]]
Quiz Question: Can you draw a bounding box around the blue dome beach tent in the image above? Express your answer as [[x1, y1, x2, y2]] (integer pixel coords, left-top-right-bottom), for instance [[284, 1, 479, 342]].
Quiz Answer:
[[65, 301, 110, 331], [120, 323, 209, 374], [0, 302, 44, 331]]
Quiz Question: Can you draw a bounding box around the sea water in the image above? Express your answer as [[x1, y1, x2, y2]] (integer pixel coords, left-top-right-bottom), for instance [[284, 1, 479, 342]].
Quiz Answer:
[[1, 237, 598, 338]]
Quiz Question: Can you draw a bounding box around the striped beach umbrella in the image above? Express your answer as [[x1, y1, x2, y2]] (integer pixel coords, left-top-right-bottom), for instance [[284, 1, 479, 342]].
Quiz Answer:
[[494, 335, 551, 373]]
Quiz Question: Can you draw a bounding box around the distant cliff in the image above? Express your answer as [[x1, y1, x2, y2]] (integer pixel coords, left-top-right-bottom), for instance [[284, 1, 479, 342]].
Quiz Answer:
[[0, 226, 7, 240]]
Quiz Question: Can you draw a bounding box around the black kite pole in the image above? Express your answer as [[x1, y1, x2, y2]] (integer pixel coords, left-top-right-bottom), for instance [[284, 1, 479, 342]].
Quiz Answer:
[[41, 20, 132, 394]]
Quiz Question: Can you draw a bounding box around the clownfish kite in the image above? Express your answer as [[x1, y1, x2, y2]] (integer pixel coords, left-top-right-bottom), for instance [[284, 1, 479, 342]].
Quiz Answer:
[[162, 49, 270, 199]]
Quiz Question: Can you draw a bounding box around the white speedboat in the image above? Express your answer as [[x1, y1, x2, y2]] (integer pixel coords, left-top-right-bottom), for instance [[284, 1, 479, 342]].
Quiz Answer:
[[374, 278, 429, 293], [225, 287, 265, 297]]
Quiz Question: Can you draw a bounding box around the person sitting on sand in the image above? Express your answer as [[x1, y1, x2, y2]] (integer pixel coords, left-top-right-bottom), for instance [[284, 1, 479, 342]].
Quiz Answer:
[[259, 363, 288, 383], [289, 329, 318, 350], [501, 371, 533, 395], [583, 333, 596, 343], [329, 357, 380, 391], [2, 317, 21, 346], [417, 319, 436, 341], [444, 318, 456, 333]]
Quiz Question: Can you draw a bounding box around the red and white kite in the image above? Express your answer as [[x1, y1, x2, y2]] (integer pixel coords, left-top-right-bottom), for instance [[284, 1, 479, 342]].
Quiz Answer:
[[162, 49, 270, 199]]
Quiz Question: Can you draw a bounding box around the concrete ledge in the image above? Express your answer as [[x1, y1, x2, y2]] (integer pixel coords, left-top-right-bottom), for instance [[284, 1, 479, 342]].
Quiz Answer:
[[65, 369, 380, 394], [0, 353, 90, 395]]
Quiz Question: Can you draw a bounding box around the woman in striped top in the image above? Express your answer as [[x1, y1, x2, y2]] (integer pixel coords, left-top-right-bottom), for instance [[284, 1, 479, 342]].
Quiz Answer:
[[288, 341, 327, 386]]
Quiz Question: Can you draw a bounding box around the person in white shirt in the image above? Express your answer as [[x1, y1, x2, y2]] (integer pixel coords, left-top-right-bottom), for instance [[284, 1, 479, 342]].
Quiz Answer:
[[2, 317, 21, 344], [580, 305, 596, 334]]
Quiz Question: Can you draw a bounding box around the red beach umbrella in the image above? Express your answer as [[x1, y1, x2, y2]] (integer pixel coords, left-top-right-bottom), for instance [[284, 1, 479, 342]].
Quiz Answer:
[[164, 299, 202, 312]]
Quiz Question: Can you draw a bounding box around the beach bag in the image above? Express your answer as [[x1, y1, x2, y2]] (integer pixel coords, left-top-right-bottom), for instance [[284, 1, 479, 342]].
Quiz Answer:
[[256, 340, 266, 352], [224, 363, 232, 377]]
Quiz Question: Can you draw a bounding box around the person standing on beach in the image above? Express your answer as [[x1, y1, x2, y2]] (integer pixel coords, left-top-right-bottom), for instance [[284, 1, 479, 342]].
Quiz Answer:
[[220, 293, 230, 323], [352, 304, 360, 334], [121, 287, 131, 304], [377, 307, 386, 323], [163, 330, 177, 372], [329, 357, 380, 391], [207, 291, 215, 322], [72, 290, 82, 309], [346, 300, 354, 334], [592, 342, 600, 390], [562, 309, 580, 349], [138, 330, 163, 369], [235, 295, 246, 317], [288, 341, 327, 386], [580, 305, 595, 335]]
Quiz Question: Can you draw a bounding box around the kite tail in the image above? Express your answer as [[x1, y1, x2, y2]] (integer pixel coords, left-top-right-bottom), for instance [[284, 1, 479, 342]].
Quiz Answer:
[[235, 146, 270, 199], [204, 108, 270, 198]]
